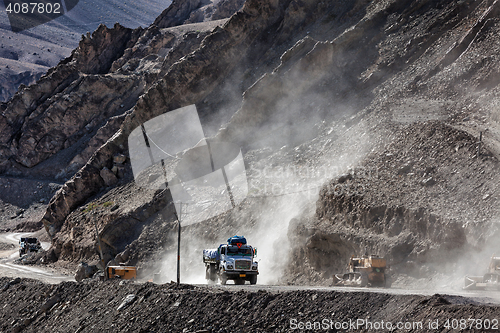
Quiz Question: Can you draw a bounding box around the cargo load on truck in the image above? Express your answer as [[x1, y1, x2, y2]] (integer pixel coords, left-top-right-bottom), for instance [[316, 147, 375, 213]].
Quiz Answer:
[[203, 249, 220, 263], [227, 236, 246, 246]]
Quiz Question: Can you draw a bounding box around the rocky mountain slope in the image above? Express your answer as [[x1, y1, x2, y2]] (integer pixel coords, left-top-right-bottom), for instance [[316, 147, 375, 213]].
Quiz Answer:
[[0, 0, 248, 103], [0, 0, 175, 102], [1, 0, 500, 292], [1, 277, 500, 333]]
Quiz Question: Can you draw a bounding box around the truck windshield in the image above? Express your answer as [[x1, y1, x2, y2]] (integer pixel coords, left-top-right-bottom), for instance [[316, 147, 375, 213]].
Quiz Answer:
[[226, 247, 252, 256]]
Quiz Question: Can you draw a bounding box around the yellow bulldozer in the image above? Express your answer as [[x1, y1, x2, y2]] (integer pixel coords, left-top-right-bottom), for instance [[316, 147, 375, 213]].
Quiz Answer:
[[464, 255, 500, 290], [334, 255, 391, 288]]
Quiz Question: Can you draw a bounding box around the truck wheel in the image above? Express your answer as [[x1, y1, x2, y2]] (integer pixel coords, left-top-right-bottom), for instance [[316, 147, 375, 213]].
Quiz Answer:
[[235, 279, 245, 285], [360, 274, 368, 287], [209, 264, 217, 281], [249, 275, 257, 285]]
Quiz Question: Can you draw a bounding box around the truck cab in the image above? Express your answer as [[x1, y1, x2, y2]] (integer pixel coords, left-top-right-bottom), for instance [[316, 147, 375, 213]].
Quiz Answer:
[[218, 243, 258, 284]]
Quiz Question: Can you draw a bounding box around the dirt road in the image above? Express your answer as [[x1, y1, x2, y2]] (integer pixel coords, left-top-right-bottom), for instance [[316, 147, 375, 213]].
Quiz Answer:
[[0, 230, 498, 301], [0, 232, 73, 283], [201, 283, 500, 305]]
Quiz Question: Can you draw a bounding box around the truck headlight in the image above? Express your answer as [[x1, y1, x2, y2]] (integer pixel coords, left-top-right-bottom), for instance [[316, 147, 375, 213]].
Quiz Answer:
[[252, 266, 257, 270], [227, 265, 233, 270]]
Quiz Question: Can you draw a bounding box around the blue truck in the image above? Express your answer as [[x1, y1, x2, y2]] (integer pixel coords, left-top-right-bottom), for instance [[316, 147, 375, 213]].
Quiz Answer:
[[203, 236, 259, 285]]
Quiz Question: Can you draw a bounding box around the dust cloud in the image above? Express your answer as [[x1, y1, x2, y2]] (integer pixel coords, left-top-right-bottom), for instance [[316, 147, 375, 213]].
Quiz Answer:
[[153, 99, 374, 285]]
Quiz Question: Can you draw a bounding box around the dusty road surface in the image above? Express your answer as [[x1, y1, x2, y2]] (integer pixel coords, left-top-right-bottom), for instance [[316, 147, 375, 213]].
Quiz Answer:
[[199, 283, 500, 305], [0, 232, 73, 283]]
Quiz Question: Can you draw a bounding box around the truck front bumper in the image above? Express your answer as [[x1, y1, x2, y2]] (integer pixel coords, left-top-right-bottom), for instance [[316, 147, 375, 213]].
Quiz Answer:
[[224, 271, 258, 279]]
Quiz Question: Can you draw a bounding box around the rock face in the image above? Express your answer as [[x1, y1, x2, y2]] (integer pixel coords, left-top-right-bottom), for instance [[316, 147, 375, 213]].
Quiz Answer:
[[153, 0, 246, 28], [0, 3, 232, 178], [0, 0, 171, 103], [2, 0, 500, 287], [0, 24, 139, 175], [0, 70, 44, 103], [286, 121, 500, 283]]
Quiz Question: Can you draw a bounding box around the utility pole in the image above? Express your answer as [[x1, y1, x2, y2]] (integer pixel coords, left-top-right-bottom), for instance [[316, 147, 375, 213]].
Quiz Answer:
[[142, 123, 180, 284], [175, 201, 188, 285], [177, 202, 181, 285], [93, 211, 107, 280]]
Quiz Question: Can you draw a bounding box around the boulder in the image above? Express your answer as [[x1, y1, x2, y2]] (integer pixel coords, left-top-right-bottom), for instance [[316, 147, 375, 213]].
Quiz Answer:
[[100, 167, 118, 187], [75, 262, 98, 282], [115, 248, 131, 263]]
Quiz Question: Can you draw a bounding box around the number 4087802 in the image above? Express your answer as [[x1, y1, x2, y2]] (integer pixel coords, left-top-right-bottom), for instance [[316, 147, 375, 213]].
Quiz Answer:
[[5, 2, 61, 14]]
